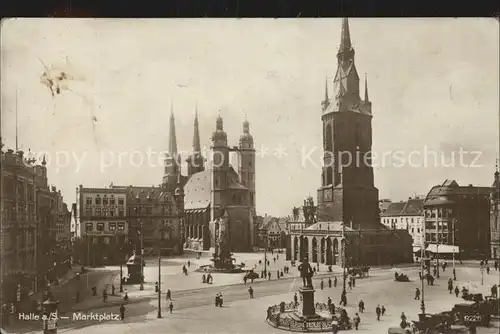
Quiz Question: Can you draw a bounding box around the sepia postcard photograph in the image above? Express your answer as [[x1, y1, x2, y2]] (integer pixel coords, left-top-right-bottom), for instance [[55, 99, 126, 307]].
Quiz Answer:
[[1, 18, 499, 334]]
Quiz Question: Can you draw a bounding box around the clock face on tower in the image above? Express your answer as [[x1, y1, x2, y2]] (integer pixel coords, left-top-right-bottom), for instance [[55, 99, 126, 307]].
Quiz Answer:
[[213, 152, 222, 166], [324, 189, 333, 202]]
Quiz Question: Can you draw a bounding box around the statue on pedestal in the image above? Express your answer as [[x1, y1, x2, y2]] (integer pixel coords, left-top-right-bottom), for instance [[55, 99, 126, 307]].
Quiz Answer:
[[298, 257, 314, 288]]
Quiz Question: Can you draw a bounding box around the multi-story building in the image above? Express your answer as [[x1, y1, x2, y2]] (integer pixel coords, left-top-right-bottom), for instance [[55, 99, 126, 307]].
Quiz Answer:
[[75, 186, 129, 265], [381, 197, 425, 247], [423, 179, 491, 258], [120, 184, 183, 255], [1, 145, 71, 309], [286, 18, 413, 267], [490, 166, 500, 259]]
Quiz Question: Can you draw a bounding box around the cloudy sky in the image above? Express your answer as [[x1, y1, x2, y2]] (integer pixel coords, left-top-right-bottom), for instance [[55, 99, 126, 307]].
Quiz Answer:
[[1, 18, 499, 217]]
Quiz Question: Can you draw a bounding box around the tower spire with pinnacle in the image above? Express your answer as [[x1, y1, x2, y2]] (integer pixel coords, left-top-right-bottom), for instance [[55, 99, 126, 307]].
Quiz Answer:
[[339, 18, 352, 52], [193, 106, 201, 153], [169, 103, 177, 154]]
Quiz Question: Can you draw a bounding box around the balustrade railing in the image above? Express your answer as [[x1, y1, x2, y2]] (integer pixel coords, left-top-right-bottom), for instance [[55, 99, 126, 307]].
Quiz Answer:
[[267, 302, 334, 331]]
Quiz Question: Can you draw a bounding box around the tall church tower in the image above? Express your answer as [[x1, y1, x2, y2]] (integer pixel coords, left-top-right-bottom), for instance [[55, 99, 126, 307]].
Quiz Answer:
[[238, 116, 256, 216], [186, 106, 205, 177], [210, 114, 230, 223], [163, 106, 180, 190], [317, 18, 379, 228]]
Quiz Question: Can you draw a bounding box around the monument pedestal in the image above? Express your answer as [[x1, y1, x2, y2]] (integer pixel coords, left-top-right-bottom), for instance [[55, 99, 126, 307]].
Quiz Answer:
[[297, 286, 321, 319]]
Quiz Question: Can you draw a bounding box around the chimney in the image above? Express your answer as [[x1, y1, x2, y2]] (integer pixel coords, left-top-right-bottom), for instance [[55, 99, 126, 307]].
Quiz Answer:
[[468, 184, 473, 187]]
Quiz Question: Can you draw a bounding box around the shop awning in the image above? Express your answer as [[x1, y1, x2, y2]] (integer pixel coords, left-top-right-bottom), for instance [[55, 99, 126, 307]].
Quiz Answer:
[[413, 246, 422, 253], [425, 244, 459, 254]]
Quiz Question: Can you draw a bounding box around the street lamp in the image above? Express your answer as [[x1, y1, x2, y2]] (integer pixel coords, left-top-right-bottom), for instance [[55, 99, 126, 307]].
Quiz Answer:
[[119, 247, 124, 293], [341, 222, 347, 294], [157, 240, 162, 318], [139, 220, 144, 291], [258, 227, 268, 277], [420, 242, 426, 317], [480, 263, 485, 286], [452, 218, 457, 281]]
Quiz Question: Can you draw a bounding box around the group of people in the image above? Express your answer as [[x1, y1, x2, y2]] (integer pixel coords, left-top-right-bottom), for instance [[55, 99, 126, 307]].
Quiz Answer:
[[202, 274, 213, 284]]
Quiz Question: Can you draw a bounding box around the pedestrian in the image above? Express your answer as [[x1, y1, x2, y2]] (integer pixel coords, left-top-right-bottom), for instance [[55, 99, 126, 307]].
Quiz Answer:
[[202, 274, 206, 283], [381, 305, 386, 316], [103, 289, 107, 302], [327, 297, 332, 308], [268, 271, 271, 280], [188, 260, 191, 268], [215, 294, 219, 307], [494, 260, 498, 271], [448, 278, 453, 294], [352, 277, 356, 287], [400, 312, 407, 328], [243, 276, 247, 285], [328, 277, 332, 288], [331, 319, 339, 334], [169, 302, 173, 314], [280, 270, 284, 278], [294, 293, 298, 305], [376, 305, 381, 321], [321, 279, 324, 290], [334, 276, 337, 287], [248, 286, 254, 299], [491, 284, 498, 298], [353, 312, 361, 330], [123, 292, 129, 301], [219, 293, 223, 307], [166, 289, 171, 300], [455, 286, 460, 297], [273, 257, 276, 263], [155, 281, 159, 293], [415, 288, 420, 300], [119, 304, 125, 320], [486, 266, 490, 274], [348, 280, 352, 290], [277, 270, 280, 279], [111, 284, 115, 296], [358, 300, 365, 313]]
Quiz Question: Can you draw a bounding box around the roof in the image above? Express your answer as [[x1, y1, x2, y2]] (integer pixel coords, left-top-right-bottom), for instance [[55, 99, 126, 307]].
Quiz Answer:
[[183, 166, 248, 210], [400, 198, 424, 216], [424, 180, 491, 206], [379, 200, 392, 213], [380, 202, 406, 217], [305, 221, 354, 232], [125, 186, 175, 203]]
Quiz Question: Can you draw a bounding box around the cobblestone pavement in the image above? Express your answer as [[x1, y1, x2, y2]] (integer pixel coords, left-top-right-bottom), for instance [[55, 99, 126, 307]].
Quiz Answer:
[[20, 264, 500, 333]]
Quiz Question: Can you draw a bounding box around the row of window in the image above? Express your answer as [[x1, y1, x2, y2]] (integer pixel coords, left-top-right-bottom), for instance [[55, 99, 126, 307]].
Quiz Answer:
[[85, 196, 125, 206], [86, 222, 125, 232], [382, 217, 422, 224], [85, 206, 124, 217]]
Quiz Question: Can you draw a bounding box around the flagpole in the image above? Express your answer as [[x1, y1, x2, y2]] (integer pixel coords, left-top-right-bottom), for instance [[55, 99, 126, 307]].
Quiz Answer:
[[15, 89, 19, 151]]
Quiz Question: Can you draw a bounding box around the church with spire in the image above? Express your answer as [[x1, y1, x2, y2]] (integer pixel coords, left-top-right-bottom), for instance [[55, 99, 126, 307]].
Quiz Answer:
[[163, 106, 256, 252]]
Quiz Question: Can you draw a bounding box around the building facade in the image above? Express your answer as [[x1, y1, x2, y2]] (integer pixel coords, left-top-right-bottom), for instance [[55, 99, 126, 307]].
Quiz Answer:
[[1, 146, 71, 309], [286, 18, 413, 267], [75, 186, 129, 265], [423, 179, 491, 258], [168, 108, 256, 252], [381, 197, 425, 247], [490, 167, 499, 259]]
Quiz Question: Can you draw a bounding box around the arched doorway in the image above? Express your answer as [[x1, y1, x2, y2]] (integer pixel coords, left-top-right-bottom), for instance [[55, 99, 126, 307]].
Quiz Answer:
[[326, 238, 332, 265], [333, 238, 339, 265], [312, 238, 318, 263], [293, 237, 299, 261], [300, 237, 309, 261], [320, 238, 326, 263]]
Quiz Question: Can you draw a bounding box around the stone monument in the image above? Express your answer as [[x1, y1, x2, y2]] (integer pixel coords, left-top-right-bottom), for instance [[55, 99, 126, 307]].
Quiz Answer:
[[297, 257, 319, 318]]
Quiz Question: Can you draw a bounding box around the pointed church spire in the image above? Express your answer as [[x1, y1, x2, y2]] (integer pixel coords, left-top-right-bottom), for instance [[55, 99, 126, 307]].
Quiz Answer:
[[193, 106, 201, 153], [325, 77, 329, 101], [339, 18, 352, 52], [364, 73, 369, 102], [168, 104, 178, 154]]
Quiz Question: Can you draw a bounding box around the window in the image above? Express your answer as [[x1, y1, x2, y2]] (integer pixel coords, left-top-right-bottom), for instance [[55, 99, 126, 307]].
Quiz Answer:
[[86, 223, 93, 231], [103, 196, 108, 205], [411, 218, 414, 224], [325, 124, 333, 152], [86, 207, 92, 215], [97, 223, 104, 231], [109, 223, 116, 231], [215, 178, 219, 187], [86, 197, 92, 205], [411, 228, 414, 233], [118, 198, 124, 205], [118, 209, 124, 217], [118, 223, 125, 231], [417, 228, 420, 233], [110, 209, 115, 217], [95, 196, 101, 205], [249, 161, 252, 168], [110, 196, 115, 205], [95, 207, 101, 216]]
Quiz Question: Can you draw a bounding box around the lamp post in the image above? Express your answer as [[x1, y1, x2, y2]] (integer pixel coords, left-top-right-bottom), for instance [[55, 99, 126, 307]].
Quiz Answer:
[[452, 218, 457, 281], [480, 263, 484, 285], [157, 242, 162, 318], [139, 220, 144, 291], [420, 241, 426, 316], [119, 247, 124, 293], [341, 222, 347, 294], [258, 227, 268, 277]]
